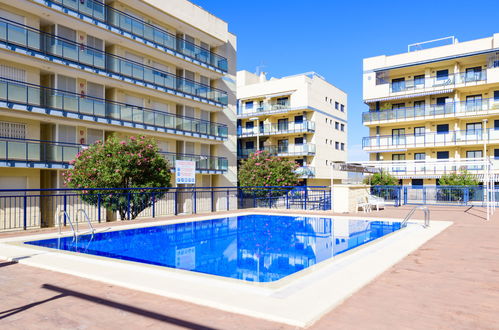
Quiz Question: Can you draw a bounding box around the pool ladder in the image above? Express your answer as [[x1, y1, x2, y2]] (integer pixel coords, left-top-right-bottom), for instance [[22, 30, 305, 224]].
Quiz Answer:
[[57, 208, 96, 238], [402, 206, 430, 228]]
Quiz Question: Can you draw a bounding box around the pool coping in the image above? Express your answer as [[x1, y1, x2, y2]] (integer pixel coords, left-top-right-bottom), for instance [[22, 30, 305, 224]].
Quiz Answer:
[[0, 211, 453, 327]]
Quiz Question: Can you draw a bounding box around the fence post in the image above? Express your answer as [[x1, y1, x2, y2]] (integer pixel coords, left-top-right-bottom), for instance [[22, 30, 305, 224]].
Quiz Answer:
[[226, 189, 229, 210], [403, 186, 408, 205], [174, 189, 178, 215], [423, 187, 427, 204], [286, 190, 289, 209], [304, 189, 308, 210], [63, 193, 67, 226], [211, 188, 215, 212], [97, 193, 101, 223], [464, 187, 469, 205], [23, 194, 27, 230], [323, 190, 326, 210], [253, 189, 256, 208], [193, 188, 197, 214], [127, 191, 131, 220], [151, 192, 156, 218]]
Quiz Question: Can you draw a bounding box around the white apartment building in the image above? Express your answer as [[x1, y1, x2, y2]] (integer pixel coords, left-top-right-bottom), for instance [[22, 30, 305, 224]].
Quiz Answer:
[[237, 71, 348, 186], [363, 34, 499, 186]]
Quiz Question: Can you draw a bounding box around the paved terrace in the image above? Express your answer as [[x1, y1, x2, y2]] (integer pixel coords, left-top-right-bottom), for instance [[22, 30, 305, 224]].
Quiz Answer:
[[1, 206, 498, 329]]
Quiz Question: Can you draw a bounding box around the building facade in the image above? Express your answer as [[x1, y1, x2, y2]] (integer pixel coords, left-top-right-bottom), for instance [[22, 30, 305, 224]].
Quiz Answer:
[[0, 0, 237, 194], [363, 34, 499, 186], [237, 71, 348, 186]]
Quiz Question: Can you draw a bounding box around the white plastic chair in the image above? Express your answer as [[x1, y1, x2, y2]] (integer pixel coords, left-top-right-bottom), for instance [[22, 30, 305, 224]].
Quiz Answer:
[[356, 196, 371, 213], [368, 195, 385, 211]]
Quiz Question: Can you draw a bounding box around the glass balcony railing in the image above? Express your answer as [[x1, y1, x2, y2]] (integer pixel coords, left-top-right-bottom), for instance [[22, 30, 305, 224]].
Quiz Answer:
[[0, 18, 228, 105], [237, 103, 293, 117], [0, 77, 228, 140], [362, 98, 499, 123], [43, 0, 228, 72], [0, 137, 228, 172], [295, 166, 315, 178], [160, 152, 228, 172], [362, 129, 499, 149], [238, 144, 316, 158], [388, 71, 487, 94], [237, 121, 315, 137]]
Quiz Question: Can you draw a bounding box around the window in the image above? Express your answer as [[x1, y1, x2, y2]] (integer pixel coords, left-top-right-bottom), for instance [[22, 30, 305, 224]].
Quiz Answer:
[[414, 127, 425, 136], [495, 149, 499, 160], [340, 124, 345, 131], [335, 122, 339, 130], [0, 121, 26, 139], [87, 129, 103, 145], [414, 100, 425, 110], [392, 103, 405, 110], [245, 101, 253, 110], [436, 69, 449, 81], [278, 118, 288, 131], [436, 124, 449, 134], [295, 159, 304, 166], [467, 150, 482, 158], [295, 137, 304, 145], [294, 115, 303, 124], [335, 102, 339, 110], [276, 97, 289, 106], [335, 142, 339, 150], [495, 120, 499, 130], [465, 66, 482, 82], [58, 125, 76, 143], [391, 78, 405, 92], [86, 35, 104, 51], [466, 95, 482, 111], [392, 154, 405, 160], [414, 74, 425, 87], [340, 143, 345, 151], [494, 91, 499, 102], [466, 122, 482, 134], [392, 128, 405, 145], [57, 25, 76, 41], [0, 64, 26, 82], [437, 151, 449, 159], [414, 153, 425, 160], [245, 141, 254, 150], [340, 104, 345, 112], [436, 97, 448, 106], [277, 139, 288, 153], [412, 179, 424, 186], [87, 82, 104, 98], [245, 121, 254, 129], [57, 75, 76, 93]]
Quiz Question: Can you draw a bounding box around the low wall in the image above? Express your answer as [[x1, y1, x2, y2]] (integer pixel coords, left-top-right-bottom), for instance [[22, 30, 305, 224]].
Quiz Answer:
[[332, 185, 371, 213]]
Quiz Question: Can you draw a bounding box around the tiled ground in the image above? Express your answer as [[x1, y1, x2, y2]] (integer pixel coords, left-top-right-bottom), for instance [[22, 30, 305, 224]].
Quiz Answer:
[[1, 206, 498, 329]]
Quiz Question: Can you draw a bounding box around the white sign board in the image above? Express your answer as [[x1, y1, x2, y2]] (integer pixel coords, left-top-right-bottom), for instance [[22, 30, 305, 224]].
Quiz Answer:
[[175, 160, 196, 184]]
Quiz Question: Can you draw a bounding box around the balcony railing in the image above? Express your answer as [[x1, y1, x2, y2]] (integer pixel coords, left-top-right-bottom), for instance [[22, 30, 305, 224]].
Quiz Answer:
[[363, 98, 499, 123], [363, 129, 499, 149], [0, 137, 228, 172], [237, 103, 293, 117], [239, 144, 316, 158], [0, 18, 228, 105], [295, 166, 315, 178], [388, 71, 487, 94], [0, 77, 228, 140], [237, 121, 315, 137], [38, 0, 228, 72]]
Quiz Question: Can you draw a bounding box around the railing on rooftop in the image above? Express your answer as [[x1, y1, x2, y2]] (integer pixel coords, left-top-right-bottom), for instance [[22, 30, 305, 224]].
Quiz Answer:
[[238, 144, 316, 158], [0, 186, 331, 231], [388, 71, 487, 94], [0, 18, 228, 105], [363, 129, 499, 149], [0, 77, 228, 139], [237, 103, 293, 117], [363, 99, 499, 123], [237, 121, 315, 137], [0, 137, 228, 172], [41, 0, 228, 72]]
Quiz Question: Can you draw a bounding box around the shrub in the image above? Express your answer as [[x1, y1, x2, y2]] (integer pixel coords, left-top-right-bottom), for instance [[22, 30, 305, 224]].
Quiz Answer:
[[364, 170, 399, 186], [63, 135, 172, 220]]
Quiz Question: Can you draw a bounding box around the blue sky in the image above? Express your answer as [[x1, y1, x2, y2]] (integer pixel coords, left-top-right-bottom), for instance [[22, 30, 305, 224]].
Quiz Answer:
[[192, 0, 499, 161]]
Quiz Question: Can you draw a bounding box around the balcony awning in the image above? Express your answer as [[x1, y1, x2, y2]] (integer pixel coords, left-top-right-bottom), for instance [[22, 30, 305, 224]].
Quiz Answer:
[[239, 90, 295, 101], [364, 89, 453, 104]]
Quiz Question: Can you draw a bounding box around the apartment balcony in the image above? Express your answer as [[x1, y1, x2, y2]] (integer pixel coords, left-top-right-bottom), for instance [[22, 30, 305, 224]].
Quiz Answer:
[[390, 71, 487, 94], [237, 121, 315, 138], [362, 129, 499, 151], [0, 137, 228, 173], [295, 166, 315, 178], [0, 18, 228, 106], [238, 144, 316, 158], [362, 98, 499, 124], [35, 0, 228, 72], [237, 103, 300, 118], [0, 78, 228, 140]]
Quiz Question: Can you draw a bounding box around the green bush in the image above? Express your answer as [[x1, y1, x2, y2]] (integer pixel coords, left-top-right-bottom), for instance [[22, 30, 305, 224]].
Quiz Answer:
[[364, 170, 399, 186], [63, 135, 172, 220]]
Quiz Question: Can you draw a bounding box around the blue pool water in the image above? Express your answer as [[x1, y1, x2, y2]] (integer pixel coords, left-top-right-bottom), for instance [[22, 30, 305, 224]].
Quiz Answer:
[[25, 215, 401, 282]]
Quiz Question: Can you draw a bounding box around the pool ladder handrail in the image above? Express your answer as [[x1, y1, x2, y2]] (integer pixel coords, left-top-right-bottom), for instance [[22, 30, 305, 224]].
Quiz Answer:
[[402, 206, 430, 228], [57, 209, 97, 238], [57, 209, 77, 239], [76, 208, 97, 236]]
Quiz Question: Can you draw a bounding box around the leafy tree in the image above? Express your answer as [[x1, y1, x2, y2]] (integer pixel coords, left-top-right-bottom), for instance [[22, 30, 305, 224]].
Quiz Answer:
[[364, 170, 399, 186], [63, 135, 172, 220], [238, 150, 299, 197], [437, 170, 480, 202], [438, 170, 480, 186]]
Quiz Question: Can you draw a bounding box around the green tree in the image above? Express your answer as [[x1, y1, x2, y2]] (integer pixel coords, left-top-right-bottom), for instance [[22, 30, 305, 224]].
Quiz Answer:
[[438, 170, 480, 186], [238, 150, 299, 196], [63, 135, 172, 220], [437, 170, 480, 202], [364, 170, 399, 186]]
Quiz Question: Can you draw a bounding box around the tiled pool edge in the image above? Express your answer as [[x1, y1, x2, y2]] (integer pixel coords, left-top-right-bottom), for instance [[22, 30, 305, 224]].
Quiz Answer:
[[0, 214, 452, 327]]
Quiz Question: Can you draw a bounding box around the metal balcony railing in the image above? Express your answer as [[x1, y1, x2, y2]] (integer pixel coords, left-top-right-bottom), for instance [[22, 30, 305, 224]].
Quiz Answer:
[[388, 70, 487, 93], [40, 0, 228, 72], [0, 137, 228, 172], [238, 144, 316, 158], [237, 103, 293, 117], [237, 121, 315, 137], [0, 77, 228, 140], [0, 18, 228, 105], [363, 98, 499, 123], [363, 129, 499, 149]]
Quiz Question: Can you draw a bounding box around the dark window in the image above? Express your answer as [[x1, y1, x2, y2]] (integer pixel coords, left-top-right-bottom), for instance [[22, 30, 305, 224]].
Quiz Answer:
[[414, 74, 425, 86], [245, 121, 254, 129], [494, 91, 499, 101], [277, 139, 288, 153], [335, 102, 339, 110], [392, 103, 405, 109], [391, 78, 405, 92], [245, 101, 253, 109], [436, 124, 449, 133], [335, 122, 339, 130], [437, 151, 449, 159], [495, 120, 499, 130], [278, 118, 288, 131], [340, 143, 345, 151], [392, 154, 405, 160], [295, 137, 304, 145], [295, 159, 304, 166], [276, 97, 289, 106], [294, 115, 303, 124], [495, 149, 499, 159], [340, 124, 345, 131], [465, 66, 482, 82], [414, 100, 425, 109], [412, 179, 424, 186], [436, 69, 449, 80], [335, 142, 339, 150], [436, 97, 448, 106], [245, 141, 254, 149], [340, 104, 345, 112]]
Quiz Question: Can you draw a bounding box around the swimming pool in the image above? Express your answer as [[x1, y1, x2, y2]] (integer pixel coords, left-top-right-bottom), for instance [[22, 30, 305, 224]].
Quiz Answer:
[[25, 214, 402, 282]]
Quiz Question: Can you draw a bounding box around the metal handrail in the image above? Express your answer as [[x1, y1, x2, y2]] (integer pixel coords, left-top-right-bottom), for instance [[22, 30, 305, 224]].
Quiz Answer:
[[76, 209, 96, 236], [57, 209, 77, 238], [402, 206, 430, 228]]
